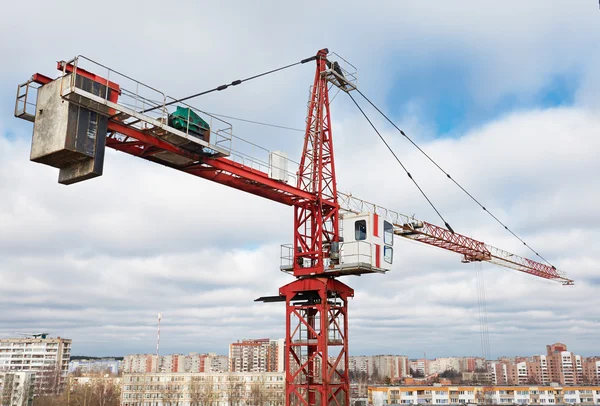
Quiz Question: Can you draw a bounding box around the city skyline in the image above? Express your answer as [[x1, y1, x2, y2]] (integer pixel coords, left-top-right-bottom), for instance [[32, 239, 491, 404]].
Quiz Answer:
[[70, 340, 599, 363], [2, 0, 600, 359]]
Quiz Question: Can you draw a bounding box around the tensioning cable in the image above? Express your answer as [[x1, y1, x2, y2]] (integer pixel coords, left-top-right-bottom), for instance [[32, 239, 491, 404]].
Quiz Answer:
[[347, 92, 455, 234], [354, 87, 557, 269], [140, 54, 318, 115]]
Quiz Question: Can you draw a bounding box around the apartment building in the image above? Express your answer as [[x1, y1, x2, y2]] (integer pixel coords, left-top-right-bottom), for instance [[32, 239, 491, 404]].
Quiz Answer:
[[123, 353, 230, 374], [490, 343, 600, 386], [408, 357, 486, 377], [0, 372, 36, 406], [121, 371, 285, 406], [68, 358, 120, 375], [0, 336, 71, 395], [368, 385, 600, 406], [184, 353, 229, 373], [229, 339, 284, 373], [349, 355, 410, 382], [123, 354, 159, 373]]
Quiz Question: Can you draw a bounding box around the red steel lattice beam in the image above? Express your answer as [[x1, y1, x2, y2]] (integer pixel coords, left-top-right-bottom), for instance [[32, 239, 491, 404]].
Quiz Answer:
[[280, 278, 353, 406], [293, 48, 340, 277]]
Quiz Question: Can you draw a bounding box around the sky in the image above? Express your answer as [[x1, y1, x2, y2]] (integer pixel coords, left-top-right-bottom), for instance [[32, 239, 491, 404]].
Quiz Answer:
[[1, 0, 599, 359]]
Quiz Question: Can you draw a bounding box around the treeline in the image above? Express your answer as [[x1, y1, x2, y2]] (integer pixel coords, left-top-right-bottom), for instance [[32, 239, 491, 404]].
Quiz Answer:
[[33, 379, 120, 406], [70, 355, 124, 361]]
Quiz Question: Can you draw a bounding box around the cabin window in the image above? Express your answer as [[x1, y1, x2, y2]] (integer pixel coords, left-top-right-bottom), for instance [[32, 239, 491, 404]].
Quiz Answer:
[[384, 221, 393, 245], [355, 220, 367, 241], [384, 246, 393, 264]]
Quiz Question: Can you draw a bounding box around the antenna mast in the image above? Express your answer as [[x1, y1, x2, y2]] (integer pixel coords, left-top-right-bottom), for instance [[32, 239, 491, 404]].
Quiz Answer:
[[156, 312, 162, 373]]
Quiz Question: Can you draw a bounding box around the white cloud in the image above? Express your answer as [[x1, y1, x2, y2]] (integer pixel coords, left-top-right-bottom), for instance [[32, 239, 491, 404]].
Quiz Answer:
[[2, 102, 599, 357]]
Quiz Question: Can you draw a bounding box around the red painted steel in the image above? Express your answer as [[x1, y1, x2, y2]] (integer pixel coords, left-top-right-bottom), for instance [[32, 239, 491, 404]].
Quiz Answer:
[[373, 213, 379, 237], [57, 61, 121, 97], [293, 49, 340, 277], [397, 221, 573, 283], [105, 124, 315, 206], [281, 49, 351, 406], [403, 221, 492, 261], [280, 278, 353, 406], [31, 73, 52, 85]]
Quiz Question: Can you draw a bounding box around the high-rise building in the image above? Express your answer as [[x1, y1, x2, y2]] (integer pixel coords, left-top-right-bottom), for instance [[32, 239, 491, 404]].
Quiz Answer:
[[184, 353, 229, 373], [229, 338, 284, 373], [489, 343, 600, 386], [0, 336, 71, 395], [0, 372, 36, 406], [123, 354, 159, 373]]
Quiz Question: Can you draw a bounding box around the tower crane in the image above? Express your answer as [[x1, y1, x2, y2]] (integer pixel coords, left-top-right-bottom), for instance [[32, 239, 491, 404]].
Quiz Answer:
[[14, 49, 572, 406]]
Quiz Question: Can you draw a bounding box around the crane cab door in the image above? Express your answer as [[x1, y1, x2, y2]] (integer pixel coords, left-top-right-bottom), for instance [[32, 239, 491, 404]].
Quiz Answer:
[[340, 212, 394, 272]]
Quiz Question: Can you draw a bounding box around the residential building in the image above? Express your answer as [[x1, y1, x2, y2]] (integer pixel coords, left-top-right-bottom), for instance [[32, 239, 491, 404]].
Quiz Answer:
[[0, 336, 71, 395], [368, 385, 600, 406], [583, 357, 600, 385], [123, 353, 230, 374], [68, 358, 120, 375], [0, 372, 35, 406], [184, 353, 229, 373], [123, 354, 159, 373], [409, 357, 486, 377], [410, 359, 428, 376], [428, 358, 462, 375], [229, 338, 284, 373], [161, 354, 186, 373], [489, 343, 600, 386], [121, 371, 285, 406], [348, 355, 409, 382]]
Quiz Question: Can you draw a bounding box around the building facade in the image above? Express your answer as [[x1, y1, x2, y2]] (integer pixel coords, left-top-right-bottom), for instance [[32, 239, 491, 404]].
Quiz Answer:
[[0, 372, 36, 406], [489, 343, 600, 386], [229, 339, 284, 373], [68, 358, 120, 375], [368, 385, 600, 406], [121, 371, 285, 406], [349, 355, 409, 382], [123, 353, 230, 374], [0, 336, 71, 395], [184, 353, 229, 373]]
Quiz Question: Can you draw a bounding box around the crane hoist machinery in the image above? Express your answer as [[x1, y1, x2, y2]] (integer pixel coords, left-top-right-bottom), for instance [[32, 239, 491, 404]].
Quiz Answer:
[[14, 49, 573, 406]]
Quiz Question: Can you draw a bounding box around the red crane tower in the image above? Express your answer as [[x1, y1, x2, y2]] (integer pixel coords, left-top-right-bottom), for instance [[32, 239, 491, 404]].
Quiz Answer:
[[14, 49, 572, 406]]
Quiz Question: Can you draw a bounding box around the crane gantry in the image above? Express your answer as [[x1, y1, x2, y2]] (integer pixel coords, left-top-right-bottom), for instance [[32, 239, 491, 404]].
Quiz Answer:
[[14, 49, 572, 406]]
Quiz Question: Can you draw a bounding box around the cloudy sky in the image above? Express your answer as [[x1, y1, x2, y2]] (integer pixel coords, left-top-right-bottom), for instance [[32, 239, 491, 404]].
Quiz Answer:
[[1, 0, 599, 359]]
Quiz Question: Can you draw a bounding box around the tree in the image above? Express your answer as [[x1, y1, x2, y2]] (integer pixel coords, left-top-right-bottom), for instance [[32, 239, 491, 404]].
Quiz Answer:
[[249, 376, 269, 406], [371, 365, 381, 382], [189, 376, 217, 406], [92, 378, 120, 406], [440, 369, 461, 379], [34, 375, 120, 406], [409, 368, 424, 378], [160, 376, 182, 406], [35, 363, 63, 396], [226, 374, 244, 406]]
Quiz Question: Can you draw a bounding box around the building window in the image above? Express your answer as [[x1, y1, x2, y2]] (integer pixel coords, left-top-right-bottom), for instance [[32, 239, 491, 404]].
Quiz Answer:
[[384, 246, 393, 264], [384, 221, 394, 245], [355, 220, 367, 241]]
